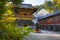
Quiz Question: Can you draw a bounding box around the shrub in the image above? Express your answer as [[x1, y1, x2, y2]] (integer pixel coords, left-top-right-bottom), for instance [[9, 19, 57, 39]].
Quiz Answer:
[[0, 24, 32, 40]]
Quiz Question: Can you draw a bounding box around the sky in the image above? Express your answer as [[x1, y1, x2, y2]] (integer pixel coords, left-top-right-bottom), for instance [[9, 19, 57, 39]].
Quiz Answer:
[[22, 0, 45, 6]]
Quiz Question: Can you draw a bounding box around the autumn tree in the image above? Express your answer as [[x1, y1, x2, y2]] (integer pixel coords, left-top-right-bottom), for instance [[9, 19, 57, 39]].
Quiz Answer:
[[44, 1, 53, 13], [37, 5, 45, 12], [52, 0, 60, 10], [44, 0, 60, 13], [37, 1, 54, 13], [0, 0, 33, 40]]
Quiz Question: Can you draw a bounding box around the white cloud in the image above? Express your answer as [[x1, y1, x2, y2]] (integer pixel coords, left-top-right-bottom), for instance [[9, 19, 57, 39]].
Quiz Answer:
[[23, 0, 45, 6]]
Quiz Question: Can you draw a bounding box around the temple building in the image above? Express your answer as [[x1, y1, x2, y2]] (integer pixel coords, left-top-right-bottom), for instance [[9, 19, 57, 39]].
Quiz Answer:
[[14, 4, 37, 26]]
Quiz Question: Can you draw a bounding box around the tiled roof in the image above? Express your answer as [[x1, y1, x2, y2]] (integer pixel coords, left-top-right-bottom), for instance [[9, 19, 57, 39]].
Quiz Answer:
[[20, 4, 33, 8], [38, 11, 60, 20]]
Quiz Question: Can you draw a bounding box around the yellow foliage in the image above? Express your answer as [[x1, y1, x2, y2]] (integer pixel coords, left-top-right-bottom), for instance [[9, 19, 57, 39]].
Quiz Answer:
[[52, 0, 57, 3], [1, 17, 16, 23], [52, 0, 60, 10], [57, 0, 60, 10], [6, 17, 16, 23], [6, 10, 13, 15], [46, 9, 53, 13], [6, 17, 16, 21]]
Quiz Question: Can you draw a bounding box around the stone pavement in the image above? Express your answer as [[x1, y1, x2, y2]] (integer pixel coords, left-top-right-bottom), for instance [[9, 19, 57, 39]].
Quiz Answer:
[[41, 29, 60, 34], [23, 31, 60, 40]]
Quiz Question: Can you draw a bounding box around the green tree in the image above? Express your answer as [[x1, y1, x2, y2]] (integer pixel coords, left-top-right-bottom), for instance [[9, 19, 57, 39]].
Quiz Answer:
[[0, 0, 33, 40], [44, 1, 53, 13], [37, 5, 45, 12], [52, 0, 60, 10], [33, 5, 39, 8]]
